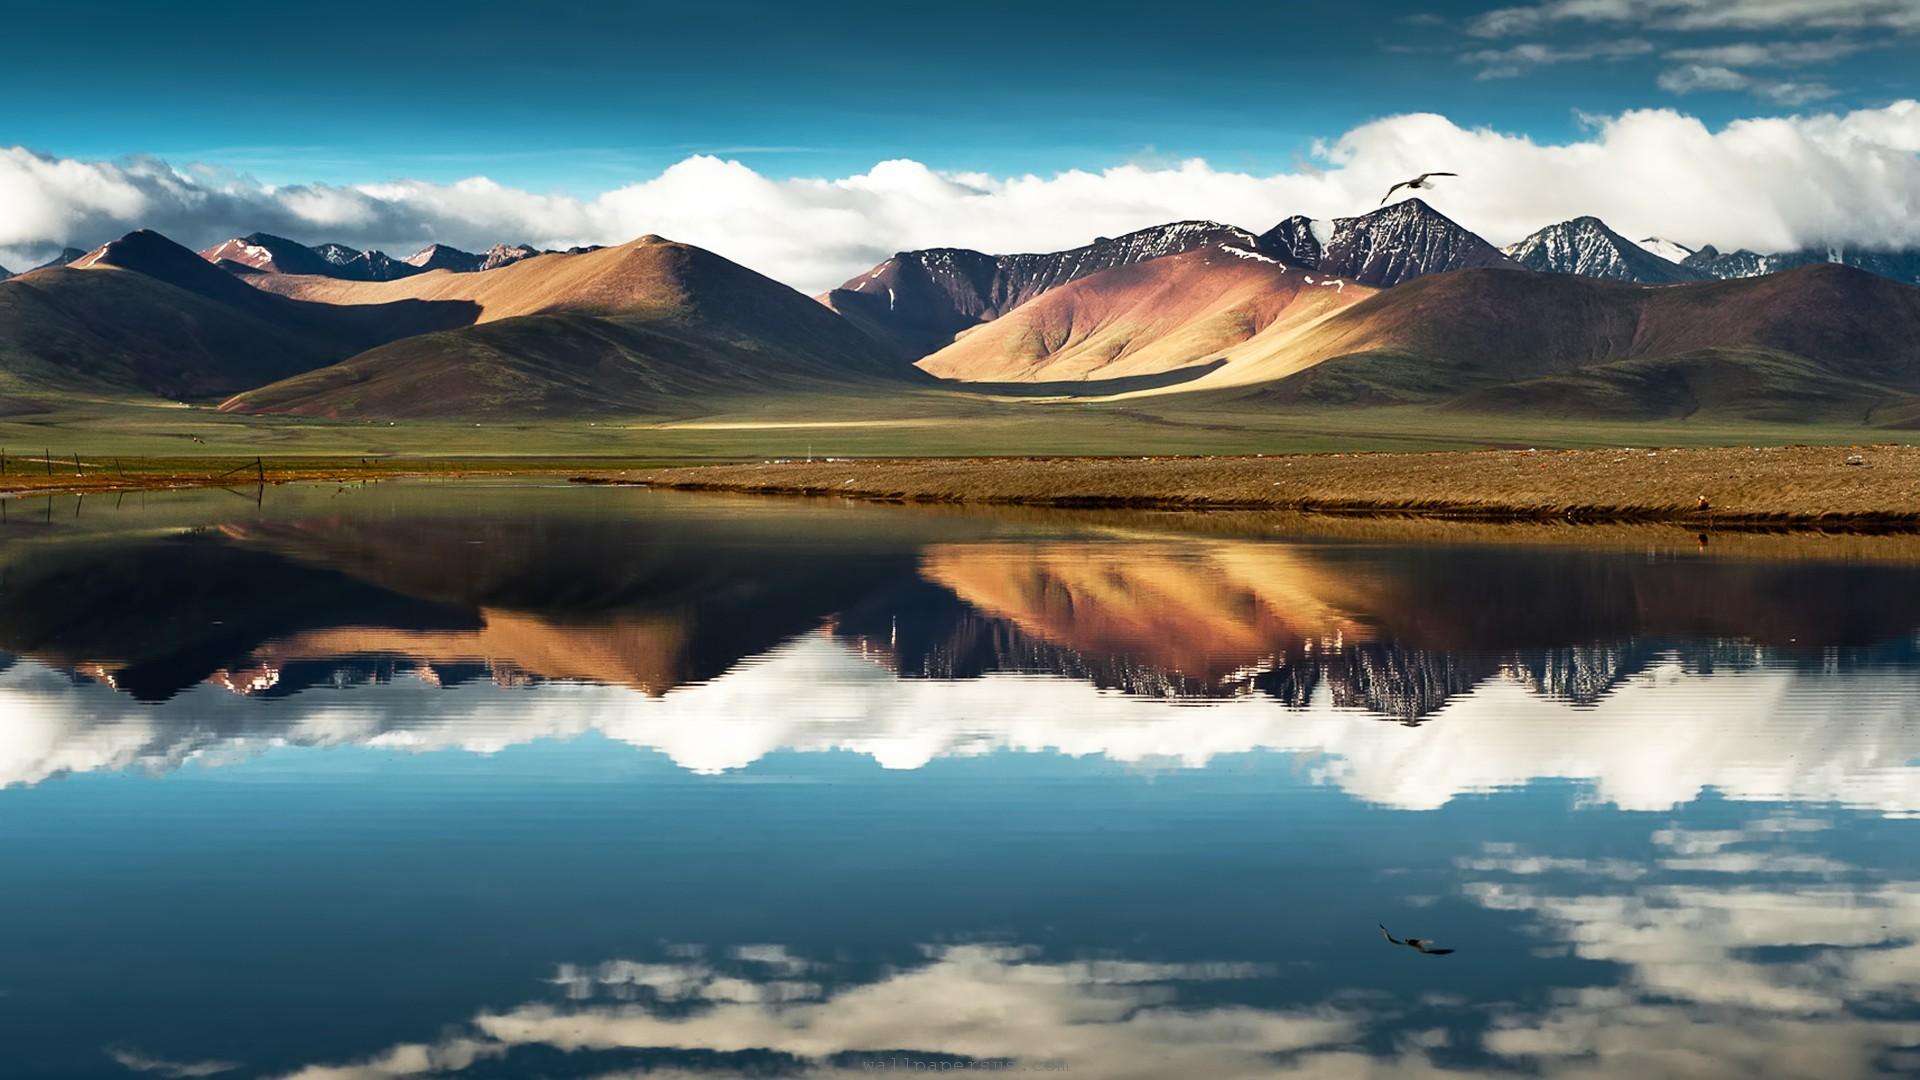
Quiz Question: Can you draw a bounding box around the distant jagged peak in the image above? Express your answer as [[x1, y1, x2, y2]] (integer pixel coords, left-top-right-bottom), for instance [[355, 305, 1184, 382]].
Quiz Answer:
[[198, 232, 334, 276], [1502, 216, 1699, 284], [311, 242, 360, 267], [1684, 242, 1920, 286], [839, 218, 1257, 297], [862, 218, 1257, 271], [1254, 198, 1512, 288], [26, 247, 88, 272], [1071, 218, 1262, 256], [480, 243, 541, 271], [404, 242, 479, 271], [195, 233, 426, 281], [406, 241, 601, 272]]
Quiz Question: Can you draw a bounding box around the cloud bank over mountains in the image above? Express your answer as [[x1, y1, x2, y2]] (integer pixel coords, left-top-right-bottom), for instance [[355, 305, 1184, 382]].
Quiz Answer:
[[4, 101, 1918, 292]]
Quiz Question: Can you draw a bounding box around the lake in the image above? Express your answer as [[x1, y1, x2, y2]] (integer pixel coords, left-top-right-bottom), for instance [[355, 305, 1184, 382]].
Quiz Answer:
[[1, 481, 1917, 1079]]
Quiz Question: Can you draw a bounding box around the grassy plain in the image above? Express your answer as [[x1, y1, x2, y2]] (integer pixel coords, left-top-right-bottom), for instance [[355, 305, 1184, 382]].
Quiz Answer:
[[0, 386, 1905, 462], [629, 445, 1920, 527], [1, 386, 1913, 523]]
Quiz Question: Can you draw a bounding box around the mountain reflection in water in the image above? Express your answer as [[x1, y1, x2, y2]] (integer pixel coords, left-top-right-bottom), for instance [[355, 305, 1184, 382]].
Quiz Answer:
[[1, 482, 1917, 1079], [5, 482, 1919, 712]]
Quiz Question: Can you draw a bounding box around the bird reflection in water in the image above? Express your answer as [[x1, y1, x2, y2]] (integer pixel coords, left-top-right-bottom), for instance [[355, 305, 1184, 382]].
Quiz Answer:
[[1379, 924, 1455, 955]]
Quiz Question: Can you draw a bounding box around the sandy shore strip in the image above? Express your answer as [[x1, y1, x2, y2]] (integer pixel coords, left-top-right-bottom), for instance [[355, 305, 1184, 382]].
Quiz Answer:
[[620, 446, 1920, 528]]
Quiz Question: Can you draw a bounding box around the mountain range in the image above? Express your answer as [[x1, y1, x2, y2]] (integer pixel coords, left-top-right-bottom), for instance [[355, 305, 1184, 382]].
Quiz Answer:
[[219, 235, 903, 417], [818, 220, 1258, 359], [1243, 262, 1920, 422], [1683, 243, 1920, 285], [0, 230, 486, 403], [3, 198, 1920, 425], [196, 233, 599, 284]]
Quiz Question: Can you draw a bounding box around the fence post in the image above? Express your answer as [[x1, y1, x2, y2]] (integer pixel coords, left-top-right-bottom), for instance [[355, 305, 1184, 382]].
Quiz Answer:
[[44, 449, 52, 475], [73, 453, 81, 477], [256, 457, 265, 483]]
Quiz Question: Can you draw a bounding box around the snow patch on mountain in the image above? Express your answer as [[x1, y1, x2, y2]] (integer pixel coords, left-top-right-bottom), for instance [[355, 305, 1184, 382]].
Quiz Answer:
[[1219, 243, 1281, 266], [1637, 237, 1695, 264]]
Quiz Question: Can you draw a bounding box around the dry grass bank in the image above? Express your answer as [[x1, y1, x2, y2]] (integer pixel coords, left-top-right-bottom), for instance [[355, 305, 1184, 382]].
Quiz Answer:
[[622, 446, 1920, 528], [0, 457, 601, 498]]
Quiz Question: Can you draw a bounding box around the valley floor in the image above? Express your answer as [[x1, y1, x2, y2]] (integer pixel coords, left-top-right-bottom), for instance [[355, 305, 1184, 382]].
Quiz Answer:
[[1, 392, 1915, 527], [0, 387, 1907, 460]]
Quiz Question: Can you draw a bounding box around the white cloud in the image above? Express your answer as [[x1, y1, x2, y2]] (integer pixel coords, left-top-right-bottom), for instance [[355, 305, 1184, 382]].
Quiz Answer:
[[255, 825, 1920, 1080], [1458, 5, 1890, 103], [1463, 824, 1920, 1077], [1461, 38, 1655, 78], [1658, 62, 1761, 92], [107, 1049, 240, 1079], [1754, 80, 1843, 105], [1657, 63, 1839, 103], [7, 639, 1920, 815], [3, 99, 1920, 288], [1665, 38, 1874, 65], [275, 945, 1369, 1080], [1470, 0, 1920, 36]]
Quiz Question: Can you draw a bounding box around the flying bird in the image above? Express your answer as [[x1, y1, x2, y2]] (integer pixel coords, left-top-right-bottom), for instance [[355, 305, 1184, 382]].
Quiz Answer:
[[1379, 924, 1455, 955], [1379, 172, 1458, 205]]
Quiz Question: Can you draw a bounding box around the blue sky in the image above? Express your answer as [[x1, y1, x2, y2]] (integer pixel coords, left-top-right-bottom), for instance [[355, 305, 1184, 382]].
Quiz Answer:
[[9, 0, 1915, 190], [3, 0, 1916, 287]]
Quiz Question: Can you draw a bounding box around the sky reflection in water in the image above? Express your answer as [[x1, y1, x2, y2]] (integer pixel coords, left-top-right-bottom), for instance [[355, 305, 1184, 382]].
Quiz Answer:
[[0, 482, 1915, 1078]]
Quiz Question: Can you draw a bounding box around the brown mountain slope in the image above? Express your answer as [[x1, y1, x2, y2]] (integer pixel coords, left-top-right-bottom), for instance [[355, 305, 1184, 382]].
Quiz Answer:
[[916, 244, 1376, 384], [221, 237, 908, 418], [0, 231, 470, 401], [0, 264, 346, 400], [76, 229, 315, 316], [73, 229, 474, 340], [1238, 263, 1920, 420], [242, 235, 807, 324], [819, 221, 1263, 360]]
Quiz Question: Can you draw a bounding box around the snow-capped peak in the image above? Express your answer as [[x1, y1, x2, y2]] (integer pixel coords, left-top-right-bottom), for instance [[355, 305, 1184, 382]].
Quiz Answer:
[[1637, 236, 1694, 264], [1501, 218, 1699, 284]]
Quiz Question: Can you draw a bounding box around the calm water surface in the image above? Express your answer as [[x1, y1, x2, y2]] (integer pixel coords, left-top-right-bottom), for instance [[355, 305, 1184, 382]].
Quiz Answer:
[[1, 482, 1917, 1078]]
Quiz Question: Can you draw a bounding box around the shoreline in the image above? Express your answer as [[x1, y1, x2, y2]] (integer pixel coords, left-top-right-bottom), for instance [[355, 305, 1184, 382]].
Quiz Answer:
[[620, 447, 1920, 531], [0, 459, 652, 500], [5, 447, 1918, 533]]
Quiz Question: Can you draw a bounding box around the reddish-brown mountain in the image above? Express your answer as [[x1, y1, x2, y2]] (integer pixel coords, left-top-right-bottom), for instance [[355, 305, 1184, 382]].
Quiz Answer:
[[917, 243, 1374, 384], [220, 236, 908, 418], [821, 221, 1263, 360]]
